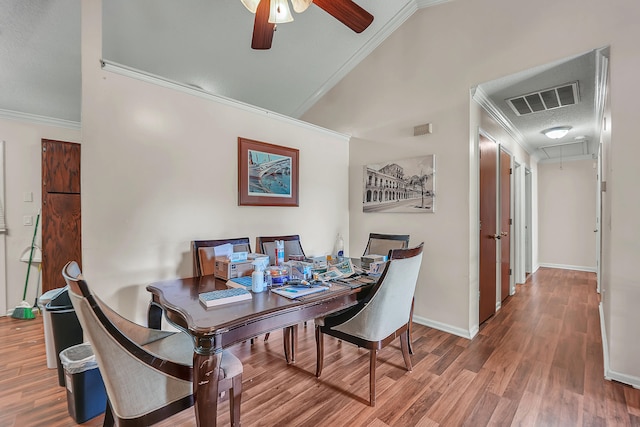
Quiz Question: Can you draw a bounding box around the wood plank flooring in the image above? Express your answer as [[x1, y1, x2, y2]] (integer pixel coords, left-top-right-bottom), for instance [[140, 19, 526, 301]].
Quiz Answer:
[[1, 268, 639, 426]]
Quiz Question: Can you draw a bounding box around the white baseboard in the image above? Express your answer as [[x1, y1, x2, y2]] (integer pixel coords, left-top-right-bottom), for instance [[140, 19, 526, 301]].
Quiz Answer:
[[599, 302, 640, 389], [412, 314, 474, 339], [538, 263, 596, 272]]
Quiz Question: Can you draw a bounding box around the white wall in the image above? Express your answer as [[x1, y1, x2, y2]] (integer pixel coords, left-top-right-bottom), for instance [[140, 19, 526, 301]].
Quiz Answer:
[[80, 2, 350, 324], [538, 160, 597, 271], [302, 0, 640, 383], [0, 118, 81, 315]]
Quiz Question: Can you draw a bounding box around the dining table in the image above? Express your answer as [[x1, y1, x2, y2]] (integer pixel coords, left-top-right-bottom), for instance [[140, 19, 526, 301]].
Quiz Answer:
[[146, 274, 370, 426]]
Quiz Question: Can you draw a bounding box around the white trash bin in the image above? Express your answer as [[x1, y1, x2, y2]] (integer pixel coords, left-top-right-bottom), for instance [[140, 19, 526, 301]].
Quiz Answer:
[[39, 287, 66, 369]]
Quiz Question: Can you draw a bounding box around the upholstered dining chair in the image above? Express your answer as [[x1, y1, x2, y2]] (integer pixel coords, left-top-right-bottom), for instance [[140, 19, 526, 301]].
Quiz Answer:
[[62, 261, 243, 426], [362, 232, 416, 353], [192, 237, 252, 277], [256, 234, 307, 362], [256, 234, 306, 265], [315, 243, 424, 406], [362, 233, 410, 256], [192, 237, 277, 345]]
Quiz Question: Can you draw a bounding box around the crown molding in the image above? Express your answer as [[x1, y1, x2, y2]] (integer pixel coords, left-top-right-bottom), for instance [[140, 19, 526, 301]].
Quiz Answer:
[[0, 109, 80, 130], [101, 60, 350, 141], [293, 0, 451, 117], [471, 86, 538, 158], [415, 0, 452, 7]]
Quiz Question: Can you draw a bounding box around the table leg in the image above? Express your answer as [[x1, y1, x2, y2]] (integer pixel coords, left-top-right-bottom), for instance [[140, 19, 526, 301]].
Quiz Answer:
[[147, 301, 163, 330], [193, 338, 222, 427], [283, 327, 291, 364], [283, 325, 299, 364], [291, 324, 298, 363]]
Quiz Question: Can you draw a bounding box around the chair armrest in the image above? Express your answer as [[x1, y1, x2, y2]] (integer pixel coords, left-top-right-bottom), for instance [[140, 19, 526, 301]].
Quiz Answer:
[[95, 296, 174, 346]]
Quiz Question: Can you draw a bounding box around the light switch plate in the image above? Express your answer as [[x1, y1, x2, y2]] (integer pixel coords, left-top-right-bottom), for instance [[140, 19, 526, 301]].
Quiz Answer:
[[23, 192, 33, 202], [23, 216, 33, 226]]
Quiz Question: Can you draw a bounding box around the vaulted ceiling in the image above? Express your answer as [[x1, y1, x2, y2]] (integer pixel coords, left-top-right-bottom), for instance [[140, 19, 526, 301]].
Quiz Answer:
[[1, 0, 605, 161]]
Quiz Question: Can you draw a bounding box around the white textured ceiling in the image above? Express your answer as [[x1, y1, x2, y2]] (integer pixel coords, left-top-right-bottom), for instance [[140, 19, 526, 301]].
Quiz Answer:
[[474, 49, 607, 163], [102, 0, 416, 118], [1, 0, 603, 161], [0, 0, 81, 122]]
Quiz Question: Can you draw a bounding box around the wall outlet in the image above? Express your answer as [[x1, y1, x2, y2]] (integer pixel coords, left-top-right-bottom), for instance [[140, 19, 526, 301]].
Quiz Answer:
[[23, 216, 33, 226]]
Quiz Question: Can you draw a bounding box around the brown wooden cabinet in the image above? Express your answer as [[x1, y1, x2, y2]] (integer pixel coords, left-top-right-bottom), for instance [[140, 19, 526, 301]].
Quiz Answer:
[[42, 139, 81, 293]]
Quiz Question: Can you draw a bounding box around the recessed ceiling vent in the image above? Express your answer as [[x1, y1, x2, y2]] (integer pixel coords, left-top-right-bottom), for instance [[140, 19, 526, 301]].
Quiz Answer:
[[507, 82, 580, 116]]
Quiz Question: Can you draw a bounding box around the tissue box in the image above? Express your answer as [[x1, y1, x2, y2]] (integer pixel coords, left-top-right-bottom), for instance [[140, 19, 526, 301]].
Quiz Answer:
[[229, 251, 248, 262], [214, 259, 253, 280], [369, 260, 387, 275]]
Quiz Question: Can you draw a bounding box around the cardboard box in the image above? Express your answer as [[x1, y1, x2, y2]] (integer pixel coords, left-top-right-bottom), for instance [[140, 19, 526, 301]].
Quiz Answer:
[[214, 258, 254, 280]]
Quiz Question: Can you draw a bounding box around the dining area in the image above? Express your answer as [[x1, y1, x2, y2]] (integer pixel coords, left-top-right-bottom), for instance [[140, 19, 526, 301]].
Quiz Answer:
[[60, 233, 422, 426], [3, 260, 632, 426]]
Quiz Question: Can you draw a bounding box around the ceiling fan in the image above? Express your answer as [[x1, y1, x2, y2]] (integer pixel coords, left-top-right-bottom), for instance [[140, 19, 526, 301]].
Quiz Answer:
[[240, 0, 374, 50]]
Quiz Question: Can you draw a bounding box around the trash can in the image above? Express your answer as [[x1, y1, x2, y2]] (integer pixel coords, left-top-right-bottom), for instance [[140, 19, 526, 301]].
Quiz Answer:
[[39, 287, 66, 369], [60, 343, 107, 423], [46, 287, 83, 386]]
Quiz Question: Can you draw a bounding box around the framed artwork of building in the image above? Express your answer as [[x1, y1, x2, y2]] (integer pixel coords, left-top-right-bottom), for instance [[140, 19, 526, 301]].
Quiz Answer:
[[362, 155, 435, 213]]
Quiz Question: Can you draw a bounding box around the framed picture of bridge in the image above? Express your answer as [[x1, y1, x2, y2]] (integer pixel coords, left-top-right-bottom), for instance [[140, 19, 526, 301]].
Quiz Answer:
[[238, 137, 299, 207]]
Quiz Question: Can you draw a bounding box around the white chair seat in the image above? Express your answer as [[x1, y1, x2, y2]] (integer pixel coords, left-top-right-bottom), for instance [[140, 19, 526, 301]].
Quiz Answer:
[[143, 333, 243, 379]]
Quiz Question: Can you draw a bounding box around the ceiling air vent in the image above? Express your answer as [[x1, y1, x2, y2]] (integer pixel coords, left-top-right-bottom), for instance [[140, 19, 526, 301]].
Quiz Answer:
[[507, 82, 580, 116]]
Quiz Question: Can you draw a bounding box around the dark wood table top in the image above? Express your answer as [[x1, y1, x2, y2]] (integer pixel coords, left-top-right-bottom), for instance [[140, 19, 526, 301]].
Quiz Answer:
[[147, 275, 359, 343]]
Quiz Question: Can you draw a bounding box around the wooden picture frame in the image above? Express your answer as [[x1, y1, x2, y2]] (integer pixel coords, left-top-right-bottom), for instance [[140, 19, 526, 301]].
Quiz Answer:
[[238, 137, 299, 207]]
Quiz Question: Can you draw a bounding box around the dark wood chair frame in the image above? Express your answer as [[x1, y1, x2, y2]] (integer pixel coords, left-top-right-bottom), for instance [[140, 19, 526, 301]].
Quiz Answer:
[[255, 234, 306, 262], [62, 261, 242, 427], [148, 237, 252, 329], [192, 237, 253, 277], [363, 232, 415, 354], [362, 233, 411, 256], [315, 243, 424, 406], [255, 234, 307, 363]]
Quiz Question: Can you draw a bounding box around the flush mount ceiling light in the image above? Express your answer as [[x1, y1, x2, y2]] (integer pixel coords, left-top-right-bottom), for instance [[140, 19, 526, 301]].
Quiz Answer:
[[542, 126, 572, 139]]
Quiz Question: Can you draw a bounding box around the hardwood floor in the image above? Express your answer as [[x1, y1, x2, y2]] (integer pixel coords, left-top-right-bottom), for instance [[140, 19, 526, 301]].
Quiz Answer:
[[1, 268, 639, 426]]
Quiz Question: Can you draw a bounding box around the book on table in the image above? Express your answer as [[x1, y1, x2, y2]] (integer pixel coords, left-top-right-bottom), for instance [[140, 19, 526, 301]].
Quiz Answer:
[[199, 288, 252, 307], [226, 276, 253, 290], [271, 285, 329, 299]]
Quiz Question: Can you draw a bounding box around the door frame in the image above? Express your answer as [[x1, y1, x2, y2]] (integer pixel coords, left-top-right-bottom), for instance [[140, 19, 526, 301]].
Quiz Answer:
[[478, 129, 499, 323], [499, 145, 514, 297], [524, 167, 533, 275]]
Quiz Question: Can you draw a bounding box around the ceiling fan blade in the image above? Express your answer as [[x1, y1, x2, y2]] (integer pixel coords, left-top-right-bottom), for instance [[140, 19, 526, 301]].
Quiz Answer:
[[313, 0, 374, 33], [252, 0, 276, 49]]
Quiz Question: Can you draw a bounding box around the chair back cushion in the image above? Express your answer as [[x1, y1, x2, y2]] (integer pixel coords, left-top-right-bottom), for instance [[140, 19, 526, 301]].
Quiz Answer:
[[192, 238, 251, 276], [198, 247, 217, 276], [67, 287, 193, 420], [333, 245, 422, 341], [363, 233, 410, 257], [260, 237, 305, 265]]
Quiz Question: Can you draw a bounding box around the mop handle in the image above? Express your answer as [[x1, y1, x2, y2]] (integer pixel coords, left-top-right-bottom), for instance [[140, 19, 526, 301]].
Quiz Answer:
[[22, 213, 40, 300]]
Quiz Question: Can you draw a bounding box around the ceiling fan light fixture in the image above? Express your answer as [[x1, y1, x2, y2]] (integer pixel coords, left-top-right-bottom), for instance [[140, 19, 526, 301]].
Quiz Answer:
[[268, 0, 294, 23], [542, 126, 572, 139], [240, 0, 260, 13], [291, 0, 312, 13]]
